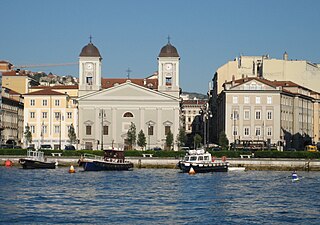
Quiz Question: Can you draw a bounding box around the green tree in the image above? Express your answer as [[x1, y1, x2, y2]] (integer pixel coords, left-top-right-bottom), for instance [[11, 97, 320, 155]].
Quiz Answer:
[[24, 125, 32, 146], [193, 134, 202, 149], [176, 127, 187, 149], [68, 123, 77, 144], [219, 131, 229, 150], [137, 129, 147, 150], [165, 130, 174, 150], [127, 122, 136, 150]]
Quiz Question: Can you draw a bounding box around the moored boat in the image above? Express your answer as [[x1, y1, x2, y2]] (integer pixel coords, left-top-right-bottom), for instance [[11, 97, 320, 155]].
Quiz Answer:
[[19, 150, 56, 169], [78, 148, 133, 171], [177, 149, 228, 173]]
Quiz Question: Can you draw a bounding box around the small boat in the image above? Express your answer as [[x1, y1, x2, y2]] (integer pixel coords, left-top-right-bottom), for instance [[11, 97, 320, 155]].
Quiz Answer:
[[177, 149, 228, 173], [78, 149, 133, 171], [292, 171, 300, 182], [228, 167, 246, 171], [19, 150, 56, 169]]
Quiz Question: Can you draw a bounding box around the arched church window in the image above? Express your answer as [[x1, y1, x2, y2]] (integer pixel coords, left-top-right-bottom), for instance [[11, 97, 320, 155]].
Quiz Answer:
[[166, 77, 172, 86], [123, 112, 134, 117]]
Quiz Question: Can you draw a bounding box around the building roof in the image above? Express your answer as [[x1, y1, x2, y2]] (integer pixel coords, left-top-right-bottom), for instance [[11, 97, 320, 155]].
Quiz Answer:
[[101, 78, 158, 89], [158, 42, 179, 57], [79, 42, 102, 58], [30, 85, 79, 90], [24, 88, 66, 96]]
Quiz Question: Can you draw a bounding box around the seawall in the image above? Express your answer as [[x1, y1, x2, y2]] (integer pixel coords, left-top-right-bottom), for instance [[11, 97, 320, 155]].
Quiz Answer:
[[1, 156, 320, 171]]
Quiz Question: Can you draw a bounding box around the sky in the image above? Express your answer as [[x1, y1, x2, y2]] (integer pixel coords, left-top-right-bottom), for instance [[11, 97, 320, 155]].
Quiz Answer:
[[2, 0, 320, 94]]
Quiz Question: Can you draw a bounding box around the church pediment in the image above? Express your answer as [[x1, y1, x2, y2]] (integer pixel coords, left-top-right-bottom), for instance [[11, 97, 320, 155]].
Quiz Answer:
[[78, 80, 180, 102]]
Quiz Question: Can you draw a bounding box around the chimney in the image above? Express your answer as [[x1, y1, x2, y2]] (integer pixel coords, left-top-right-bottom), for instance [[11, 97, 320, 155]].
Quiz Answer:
[[283, 51, 288, 61]]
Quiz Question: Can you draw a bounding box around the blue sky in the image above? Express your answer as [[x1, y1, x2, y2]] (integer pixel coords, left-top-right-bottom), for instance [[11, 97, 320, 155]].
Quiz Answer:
[[2, 0, 320, 94]]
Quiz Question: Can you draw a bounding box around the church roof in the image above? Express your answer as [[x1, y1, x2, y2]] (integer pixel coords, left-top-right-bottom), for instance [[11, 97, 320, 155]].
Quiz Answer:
[[158, 42, 179, 57], [101, 78, 158, 90], [79, 42, 102, 58]]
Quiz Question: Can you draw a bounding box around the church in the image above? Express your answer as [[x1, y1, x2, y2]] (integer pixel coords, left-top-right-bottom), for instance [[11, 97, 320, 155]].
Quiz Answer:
[[77, 40, 181, 150]]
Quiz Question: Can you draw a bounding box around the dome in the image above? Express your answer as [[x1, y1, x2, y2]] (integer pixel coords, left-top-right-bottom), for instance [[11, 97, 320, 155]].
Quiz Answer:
[[158, 43, 179, 57], [79, 42, 102, 57]]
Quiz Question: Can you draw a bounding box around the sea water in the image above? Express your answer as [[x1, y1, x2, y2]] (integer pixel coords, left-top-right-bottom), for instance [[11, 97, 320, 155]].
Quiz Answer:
[[0, 167, 319, 224]]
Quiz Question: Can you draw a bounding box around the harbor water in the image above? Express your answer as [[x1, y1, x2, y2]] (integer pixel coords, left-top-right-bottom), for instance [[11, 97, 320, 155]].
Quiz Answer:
[[0, 167, 319, 224]]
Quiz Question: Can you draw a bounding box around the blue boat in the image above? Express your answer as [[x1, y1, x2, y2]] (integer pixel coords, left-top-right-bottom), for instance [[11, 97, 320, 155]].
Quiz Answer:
[[78, 149, 133, 171]]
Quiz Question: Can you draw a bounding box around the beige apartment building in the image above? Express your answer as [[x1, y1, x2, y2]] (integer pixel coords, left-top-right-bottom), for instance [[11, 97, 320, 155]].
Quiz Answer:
[[216, 77, 319, 150], [213, 53, 320, 95], [23, 86, 78, 149], [2, 70, 39, 95]]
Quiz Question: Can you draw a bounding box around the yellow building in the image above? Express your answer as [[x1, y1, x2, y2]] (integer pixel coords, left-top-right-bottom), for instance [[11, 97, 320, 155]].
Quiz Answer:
[[2, 70, 38, 94], [23, 86, 78, 149]]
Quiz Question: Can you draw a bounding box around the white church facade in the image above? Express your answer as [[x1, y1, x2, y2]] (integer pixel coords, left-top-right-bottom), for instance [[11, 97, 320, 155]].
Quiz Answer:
[[77, 40, 181, 150]]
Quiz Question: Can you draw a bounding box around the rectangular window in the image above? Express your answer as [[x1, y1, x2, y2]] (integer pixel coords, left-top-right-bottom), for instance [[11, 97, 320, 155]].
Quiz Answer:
[[42, 112, 47, 119], [233, 126, 238, 136], [233, 96, 238, 104], [30, 99, 35, 106], [255, 127, 261, 136], [54, 125, 60, 134], [103, 125, 108, 135], [55, 99, 60, 106], [86, 125, 91, 135], [42, 99, 47, 106], [231, 110, 239, 120], [244, 110, 250, 120], [30, 112, 35, 118], [256, 97, 261, 104], [55, 112, 61, 119], [244, 96, 249, 104], [267, 111, 272, 120], [148, 125, 154, 135], [255, 110, 261, 120], [267, 96, 272, 104], [165, 126, 171, 135], [244, 127, 250, 136], [42, 125, 47, 134], [267, 127, 272, 136], [67, 112, 72, 119], [30, 125, 35, 133]]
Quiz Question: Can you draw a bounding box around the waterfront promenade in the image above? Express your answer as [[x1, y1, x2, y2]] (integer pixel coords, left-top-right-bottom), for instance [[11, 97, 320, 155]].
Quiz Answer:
[[1, 156, 320, 171]]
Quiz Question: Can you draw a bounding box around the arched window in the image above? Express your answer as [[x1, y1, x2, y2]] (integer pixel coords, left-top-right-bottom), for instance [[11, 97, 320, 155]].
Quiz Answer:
[[123, 112, 133, 117]]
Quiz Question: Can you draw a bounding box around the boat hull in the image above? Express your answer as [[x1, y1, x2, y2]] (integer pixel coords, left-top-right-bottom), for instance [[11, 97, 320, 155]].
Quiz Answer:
[[19, 159, 56, 169], [178, 161, 228, 173], [79, 160, 134, 171]]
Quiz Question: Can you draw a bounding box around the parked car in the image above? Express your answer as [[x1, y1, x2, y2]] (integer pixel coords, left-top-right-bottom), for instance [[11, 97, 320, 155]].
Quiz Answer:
[[39, 144, 52, 150], [153, 147, 162, 151], [65, 145, 75, 150], [27, 146, 35, 150], [180, 147, 190, 151]]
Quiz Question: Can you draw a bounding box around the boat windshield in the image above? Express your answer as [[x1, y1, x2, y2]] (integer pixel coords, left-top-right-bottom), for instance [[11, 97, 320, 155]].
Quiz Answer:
[[190, 156, 197, 161]]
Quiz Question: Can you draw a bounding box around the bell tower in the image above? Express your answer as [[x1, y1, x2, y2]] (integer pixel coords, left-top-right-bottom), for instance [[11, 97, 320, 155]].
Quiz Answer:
[[157, 38, 180, 98], [78, 38, 102, 97]]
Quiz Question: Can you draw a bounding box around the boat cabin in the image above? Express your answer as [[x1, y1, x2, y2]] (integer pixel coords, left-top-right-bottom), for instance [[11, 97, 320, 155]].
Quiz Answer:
[[104, 149, 125, 162], [184, 149, 213, 163]]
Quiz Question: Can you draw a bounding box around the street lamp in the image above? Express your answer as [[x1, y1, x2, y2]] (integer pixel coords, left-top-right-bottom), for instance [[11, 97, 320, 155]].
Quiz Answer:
[[148, 122, 151, 150], [200, 104, 212, 150], [231, 110, 239, 150], [99, 109, 105, 150], [55, 112, 63, 150]]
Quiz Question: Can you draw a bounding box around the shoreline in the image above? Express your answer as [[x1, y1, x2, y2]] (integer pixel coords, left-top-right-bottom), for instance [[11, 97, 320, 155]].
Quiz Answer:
[[1, 156, 320, 171]]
